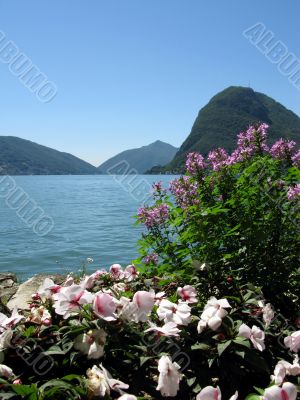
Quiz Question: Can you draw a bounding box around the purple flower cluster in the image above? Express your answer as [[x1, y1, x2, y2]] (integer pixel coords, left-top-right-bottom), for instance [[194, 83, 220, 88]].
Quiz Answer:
[[137, 203, 169, 228], [152, 181, 167, 196], [292, 149, 300, 167], [169, 176, 199, 209], [143, 253, 158, 265], [207, 148, 229, 171], [287, 184, 300, 200], [186, 152, 206, 175], [270, 139, 296, 160], [231, 123, 270, 162]]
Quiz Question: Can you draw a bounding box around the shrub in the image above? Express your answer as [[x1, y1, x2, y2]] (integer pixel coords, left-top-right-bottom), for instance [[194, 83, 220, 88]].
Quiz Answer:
[[137, 124, 300, 318]]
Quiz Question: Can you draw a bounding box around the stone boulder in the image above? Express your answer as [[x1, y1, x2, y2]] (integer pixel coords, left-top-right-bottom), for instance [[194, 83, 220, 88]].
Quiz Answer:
[[7, 274, 65, 312]]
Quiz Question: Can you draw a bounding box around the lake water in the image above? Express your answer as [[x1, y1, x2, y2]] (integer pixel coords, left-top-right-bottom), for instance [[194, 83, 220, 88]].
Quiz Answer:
[[0, 175, 176, 280]]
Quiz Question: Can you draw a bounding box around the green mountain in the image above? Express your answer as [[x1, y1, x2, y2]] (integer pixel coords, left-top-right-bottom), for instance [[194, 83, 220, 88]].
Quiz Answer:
[[98, 140, 178, 174], [0, 136, 98, 175], [166, 86, 300, 172]]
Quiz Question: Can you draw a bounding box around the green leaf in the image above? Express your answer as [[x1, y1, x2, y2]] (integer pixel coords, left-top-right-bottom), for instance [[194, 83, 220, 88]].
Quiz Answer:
[[191, 343, 211, 351], [217, 340, 232, 356]]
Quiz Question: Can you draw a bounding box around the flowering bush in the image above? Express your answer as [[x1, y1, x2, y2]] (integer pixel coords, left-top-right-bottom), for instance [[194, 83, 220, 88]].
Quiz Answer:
[[137, 124, 300, 319], [0, 264, 299, 399]]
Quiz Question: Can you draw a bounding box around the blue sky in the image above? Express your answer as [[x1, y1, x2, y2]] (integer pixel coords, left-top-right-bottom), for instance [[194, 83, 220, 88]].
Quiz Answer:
[[0, 0, 299, 165]]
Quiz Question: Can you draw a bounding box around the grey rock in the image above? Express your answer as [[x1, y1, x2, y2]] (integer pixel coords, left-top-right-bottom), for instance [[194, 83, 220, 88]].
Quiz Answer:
[[7, 274, 65, 311]]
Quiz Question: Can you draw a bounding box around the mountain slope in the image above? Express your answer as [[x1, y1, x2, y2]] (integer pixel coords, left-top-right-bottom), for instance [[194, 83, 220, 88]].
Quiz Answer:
[[0, 136, 98, 175], [98, 140, 178, 174], [167, 86, 300, 171]]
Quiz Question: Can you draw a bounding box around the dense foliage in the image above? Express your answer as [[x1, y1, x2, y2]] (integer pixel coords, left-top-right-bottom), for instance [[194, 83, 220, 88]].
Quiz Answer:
[[165, 86, 300, 172]]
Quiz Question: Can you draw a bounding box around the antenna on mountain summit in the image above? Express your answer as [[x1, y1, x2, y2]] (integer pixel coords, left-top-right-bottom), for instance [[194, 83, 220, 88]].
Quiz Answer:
[[248, 80, 251, 88]]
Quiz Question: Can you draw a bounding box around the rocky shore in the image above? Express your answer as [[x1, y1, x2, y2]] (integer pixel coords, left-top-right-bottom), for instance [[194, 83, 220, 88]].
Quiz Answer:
[[0, 272, 64, 314]]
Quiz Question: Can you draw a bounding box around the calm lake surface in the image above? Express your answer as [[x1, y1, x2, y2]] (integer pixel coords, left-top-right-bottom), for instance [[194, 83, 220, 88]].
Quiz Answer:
[[0, 175, 176, 280]]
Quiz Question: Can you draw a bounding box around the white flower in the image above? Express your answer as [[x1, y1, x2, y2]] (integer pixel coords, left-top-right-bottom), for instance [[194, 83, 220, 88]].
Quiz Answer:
[[272, 355, 300, 385], [259, 302, 274, 327], [117, 395, 137, 400], [157, 300, 191, 326], [0, 307, 24, 332], [197, 297, 231, 333], [74, 329, 107, 359], [86, 365, 128, 397], [124, 265, 138, 282], [284, 330, 300, 352], [144, 321, 181, 337], [110, 264, 124, 280], [229, 391, 238, 400], [0, 364, 14, 378], [54, 285, 94, 319], [38, 278, 61, 299], [196, 385, 221, 399], [177, 285, 198, 304], [263, 382, 297, 400], [156, 355, 181, 397], [289, 354, 300, 376], [238, 324, 265, 351]]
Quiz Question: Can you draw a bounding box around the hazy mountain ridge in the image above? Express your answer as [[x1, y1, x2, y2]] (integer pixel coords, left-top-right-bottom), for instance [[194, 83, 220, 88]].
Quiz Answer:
[[98, 140, 178, 174]]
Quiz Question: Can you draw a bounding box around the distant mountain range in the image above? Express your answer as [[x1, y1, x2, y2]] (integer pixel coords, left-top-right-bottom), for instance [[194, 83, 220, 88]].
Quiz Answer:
[[163, 86, 300, 172], [1, 86, 300, 175], [98, 141, 178, 174], [0, 137, 98, 175]]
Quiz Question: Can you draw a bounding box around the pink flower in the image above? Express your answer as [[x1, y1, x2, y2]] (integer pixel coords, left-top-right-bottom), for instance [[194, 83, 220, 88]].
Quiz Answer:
[[132, 291, 155, 322], [186, 152, 206, 175], [124, 265, 138, 282], [93, 293, 117, 321], [54, 285, 94, 319], [238, 324, 265, 351], [287, 184, 300, 200], [208, 148, 229, 171], [80, 270, 107, 290], [137, 204, 169, 229], [292, 149, 300, 167], [197, 297, 231, 333], [196, 385, 221, 400], [157, 300, 191, 326], [156, 355, 181, 397], [144, 321, 181, 337], [110, 264, 124, 280], [270, 138, 296, 160], [263, 382, 297, 400], [143, 253, 158, 266], [177, 285, 198, 304], [169, 176, 199, 209], [284, 330, 300, 352]]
